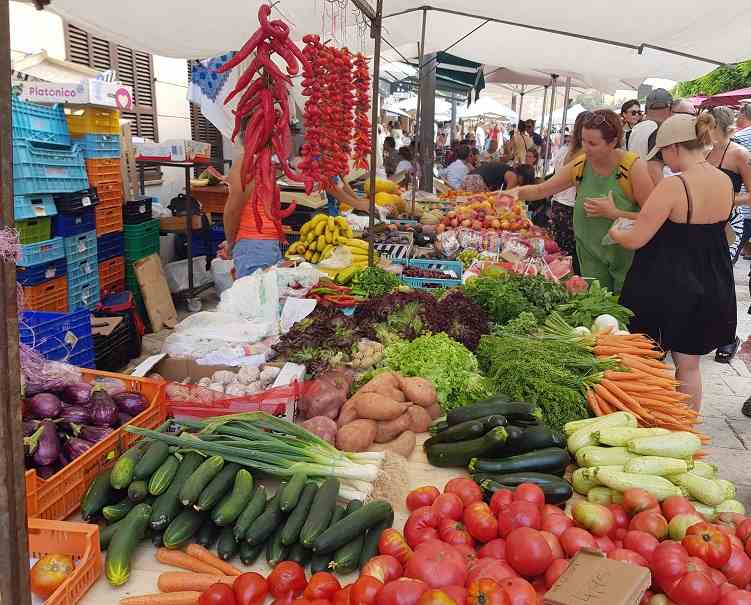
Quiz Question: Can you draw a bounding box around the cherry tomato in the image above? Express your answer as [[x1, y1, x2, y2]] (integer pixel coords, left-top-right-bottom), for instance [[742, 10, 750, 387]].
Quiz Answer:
[[684, 523, 733, 569], [234, 572, 269, 605], [444, 478, 483, 507], [350, 576, 383, 605], [268, 561, 307, 598], [467, 579, 511, 605], [512, 484, 545, 510], [433, 494, 464, 521], [362, 555, 403, 584], [464, 501, 498, 543], [439, 518, 475, 547], [379, 529, 413, 566], [305, 573, 342, 601], [417, 589, 459, 605], [200, 583, 239, 605], [30, 553, 74, 599], [407, 486, 441, 511]]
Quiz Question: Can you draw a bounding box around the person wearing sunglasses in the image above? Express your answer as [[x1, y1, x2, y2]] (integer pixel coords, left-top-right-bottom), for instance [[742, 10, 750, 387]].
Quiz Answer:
[[621, 99, 642, 148], [507, 109, 654, 292], [627, 89, 674, 183]]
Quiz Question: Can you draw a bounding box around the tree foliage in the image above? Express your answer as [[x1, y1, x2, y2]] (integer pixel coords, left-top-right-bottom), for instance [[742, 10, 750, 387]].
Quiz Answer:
[[674, 60, 751, 97]]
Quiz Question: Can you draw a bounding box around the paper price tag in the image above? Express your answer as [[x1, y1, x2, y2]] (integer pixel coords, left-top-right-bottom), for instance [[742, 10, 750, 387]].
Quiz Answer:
[[64, 330, 79, 349], [33, 205, 45, 217], [139, 204, 146, 213], [78, 241, 86, 253], [82, 196, 91, 207], [45, 267, 55, 279]]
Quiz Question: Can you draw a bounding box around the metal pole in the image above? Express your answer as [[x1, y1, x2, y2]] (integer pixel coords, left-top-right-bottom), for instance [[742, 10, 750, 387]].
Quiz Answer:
[[543, 75, 558, 175], [518, 85, 525, 121], [412, 8, 427, 213], [539, 85, 549, 133], [560, 76, 572, 140], [450, 97, 457, 144], [367, 0, 384, 266]]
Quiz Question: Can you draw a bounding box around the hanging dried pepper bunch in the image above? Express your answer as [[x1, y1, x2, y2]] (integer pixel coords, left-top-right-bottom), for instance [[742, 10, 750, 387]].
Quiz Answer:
[[217, 4, 307, 235], [351, 53, 371, 170]]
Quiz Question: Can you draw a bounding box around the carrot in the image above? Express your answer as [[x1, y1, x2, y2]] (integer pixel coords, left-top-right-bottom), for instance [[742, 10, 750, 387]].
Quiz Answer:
[[185, 543, 242, 577], [586, 389, 602, 416], [603, 371, 638, 381], [119, 592, 201, 605], [619, 356, 675, 380], [592, 382, 636, 416], [600, 379, 649, 417], [597, 337, 656, 350], [611, 381, 665, 393], [157, 572, 236, 593], [594, 392, 613, 415], [631, 356, 673, 369], [155, 548, 222, 575]]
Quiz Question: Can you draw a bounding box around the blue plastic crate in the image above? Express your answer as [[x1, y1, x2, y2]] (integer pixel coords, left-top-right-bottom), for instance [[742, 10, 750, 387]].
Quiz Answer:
[[68, 273, 100, 311], [39, 340, 95, 367], [13, 140, 88, 195], [52, 206, 96, 238], [70, 347, 96, 368], [18, 237, 65, 268], [67, 253, 98, 293], [14, 194, 57, 220], [11, 97, 71, 148], [19, 308, 92, 358], [392, 258, 463, 289], [16, 257, 67, 286], [63, 231, 97, 265], [73, 134, 121, 159], [97, 232, 124, 262]]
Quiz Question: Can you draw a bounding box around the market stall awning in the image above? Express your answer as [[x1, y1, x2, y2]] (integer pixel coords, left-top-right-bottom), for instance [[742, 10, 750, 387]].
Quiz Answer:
[[550, 103, 587, 126], [700, 87, 751, 109], [458, 97, 517, 122]]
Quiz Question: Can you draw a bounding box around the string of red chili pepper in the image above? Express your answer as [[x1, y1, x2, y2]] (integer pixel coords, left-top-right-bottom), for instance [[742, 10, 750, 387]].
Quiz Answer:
[[351, 53, 371, 170]]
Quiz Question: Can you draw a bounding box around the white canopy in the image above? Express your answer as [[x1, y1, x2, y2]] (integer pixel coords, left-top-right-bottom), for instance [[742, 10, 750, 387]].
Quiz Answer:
[[550, 103, 588, 126], [384, 95, 452, 121], [458, 97, 518, 122]]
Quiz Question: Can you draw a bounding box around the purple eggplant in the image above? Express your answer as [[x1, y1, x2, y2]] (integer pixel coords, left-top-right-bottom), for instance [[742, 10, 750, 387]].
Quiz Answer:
[[60, 382, 92, 406], [89, 387, 118, 427], [28, 392, 62, 419], [112, 392, 147, 417], [36, 465, 57, 479], [78, 425, 114, 444], [59, 405, 91, 425], [22, 419, 40, 437], [31, 420, 61, 467], [117, 411, 133, 426], [64, 437, 92, 461]]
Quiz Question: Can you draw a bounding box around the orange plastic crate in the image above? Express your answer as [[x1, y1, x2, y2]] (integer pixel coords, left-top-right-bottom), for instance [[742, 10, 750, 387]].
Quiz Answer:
[[22, 276, 68, 312], [25, 370, 165, 521], [92, 180, 123, 209], [86, 158, 121, 182], [95, 204, 123, 237], [27, 518, 102, 605], [98, 256, 125, 297]]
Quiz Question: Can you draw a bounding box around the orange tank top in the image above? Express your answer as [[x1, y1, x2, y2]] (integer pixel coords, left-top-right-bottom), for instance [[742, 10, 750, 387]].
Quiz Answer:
[[237, 192, 279, 240]]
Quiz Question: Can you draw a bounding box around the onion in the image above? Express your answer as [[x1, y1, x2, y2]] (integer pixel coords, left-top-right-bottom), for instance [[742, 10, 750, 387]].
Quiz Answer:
[[59, 405, 91, 425], [78, 425, 115, 443], [29, 393, 62, 419], [60, 382, 92, 406], [89, 388, 118, 427], [112, 392, 147, 417], [64, 437, 92, 461]]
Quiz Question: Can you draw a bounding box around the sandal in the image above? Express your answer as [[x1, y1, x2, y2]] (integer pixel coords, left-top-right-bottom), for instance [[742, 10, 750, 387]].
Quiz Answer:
[[716, 336, 741, 364], [742, 396, 751, 418]]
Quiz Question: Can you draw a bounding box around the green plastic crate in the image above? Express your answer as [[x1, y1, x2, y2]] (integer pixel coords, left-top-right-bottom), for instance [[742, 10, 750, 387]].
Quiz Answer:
[[124, 266, 146, 319], [16, 217, 52, 244], [124, 219, 159, 262]]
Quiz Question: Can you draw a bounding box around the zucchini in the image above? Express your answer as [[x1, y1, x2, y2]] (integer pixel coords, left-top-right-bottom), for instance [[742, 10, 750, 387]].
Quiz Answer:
[[627, 432, 702, 459], [594, 427, 671, 447], [568, 412, 637, 453], [150, 530, 164, 548], [288, 543, 312, 566], [359, 512, 394, 569], [163, 508, 204, 549], [624, 456, 693, 476], [245, 488, 285, 546], [426, 415, 508, 445], [81, 469, 114, 521], [300, 477, 340, 548], [447, 399, 544, 426], [502, 425, 566, 456], [234, 485, 267, 542], [240, 541, 265, 566], [179, 455, 224, 507], [331, 500, 365, 574], [196, 462, 242, 512], [99, 518, 125, 550], [212, 469, 254, 526], [111, 443, 147, 490], [103, 497, 135, 522], [429, 420, 449, 435], [128, 480, 148, 503], [477, 474, 572, 505], [150, 452, 203, 531], [196, 519, 221, 549], [281, 482, 318, 546], [105, 502, 152, 586], [266, 527, 289, 568], [148, 454, 180, 496], [280, 472, 308, 512], [669, 473, 725, 506], [592, 468, 684, 501], [313, 500, 393, 553], [217, 525, 239, 561], [310, 505, 345, 573], [576, 446, 635, 468], [134, 441, 170, 480], [425, 427, 508, 468], [469, 447, 570, 475]]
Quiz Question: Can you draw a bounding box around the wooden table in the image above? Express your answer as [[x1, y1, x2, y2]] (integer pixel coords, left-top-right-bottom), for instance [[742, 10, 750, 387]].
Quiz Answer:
[[80, 435, 459, 604]]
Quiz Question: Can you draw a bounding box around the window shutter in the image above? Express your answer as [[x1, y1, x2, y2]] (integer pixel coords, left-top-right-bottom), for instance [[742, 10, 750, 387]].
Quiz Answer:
[[187, 61, 225, 175]]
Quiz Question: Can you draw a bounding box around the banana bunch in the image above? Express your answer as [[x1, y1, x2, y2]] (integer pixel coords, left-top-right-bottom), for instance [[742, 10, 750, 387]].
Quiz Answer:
[[286, 214, 354, 263]]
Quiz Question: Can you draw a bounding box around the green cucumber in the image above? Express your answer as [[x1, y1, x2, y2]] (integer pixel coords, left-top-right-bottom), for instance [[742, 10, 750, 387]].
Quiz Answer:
[[211, 469, 254, 526], [280, 472, 307, 512], [99, 518, 125, 550], [288, 543, 312, 566], [330, 500, 365, 574], [148, 454, 180, 496], [163, 508, 205, 549], [196, 463, 242, 511], [81, 469, 114, 521], [474, 472, 573, 504], [281, 482, 318, 546], [245, 488, 285, 546], [426, 415, 508, 445], [310, 505, 345, 573], [105, 502, 152, 586], [196, 519, 221, 549], [234, 485, 267, 542], [469, 447, 570, 475], [239, 541, 264, 566], [447, 399, 543, 425], [111, 443, 147, 489], [425, 426, 509, 467], [300, 477, 339, 547], [313, 499, 393, 553], [134, 441, 170, 480], [102, 497, 135, 522], [179, 455, 224, 507], [128, 480, 148, 503], [217, 525, 239, 561], [150, 452, 203, 531], [359, 513, 394, 570], [266, 527, 288, 568], [150, 530, 164, 548]]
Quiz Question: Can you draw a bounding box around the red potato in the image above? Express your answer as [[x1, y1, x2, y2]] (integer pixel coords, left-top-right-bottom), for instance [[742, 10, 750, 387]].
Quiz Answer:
[[406, 406, 432, 433], [300, 416, 338, 444], [354, 393, 410, 421], [399, 377, 437, 407], [376, 413, 413, 443], [336, 419, 377, 452]]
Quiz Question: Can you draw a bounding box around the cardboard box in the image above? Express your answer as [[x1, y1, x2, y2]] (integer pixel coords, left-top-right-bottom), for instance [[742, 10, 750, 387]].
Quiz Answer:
[[544, 550, 651, 605], [164, 139, 212, 163], [134, 140, 172, 161], [133, 254, 178, 332], [18, 79, 133, 110]]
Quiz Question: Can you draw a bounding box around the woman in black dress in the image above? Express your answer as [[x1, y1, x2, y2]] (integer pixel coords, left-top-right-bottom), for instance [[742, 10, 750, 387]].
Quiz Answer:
[[609, 113, 737, 412]]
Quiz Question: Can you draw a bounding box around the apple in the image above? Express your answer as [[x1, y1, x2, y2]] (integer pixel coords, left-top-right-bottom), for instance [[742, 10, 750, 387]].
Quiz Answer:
[[573, 501, 615, 537]]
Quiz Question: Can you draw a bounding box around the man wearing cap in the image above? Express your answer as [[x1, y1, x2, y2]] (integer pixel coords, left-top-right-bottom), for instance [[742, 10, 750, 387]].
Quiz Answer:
[[627, 88, 673, 183]]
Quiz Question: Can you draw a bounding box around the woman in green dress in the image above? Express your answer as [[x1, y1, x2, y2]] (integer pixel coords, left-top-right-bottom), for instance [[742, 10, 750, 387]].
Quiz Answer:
[[509, 110, 654, 292]]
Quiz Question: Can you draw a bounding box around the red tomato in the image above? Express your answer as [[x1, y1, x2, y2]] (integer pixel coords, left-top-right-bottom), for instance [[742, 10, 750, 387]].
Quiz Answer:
[[467, 579, 511, 605], [441, 586, 467, 605], [444, 478, 483, 507], [711, 568, 729, 586], [541, 513, 573, 538], [723, 547, 751, 588], [736, 520, 751, 543], [689, 556, 713, 576], [269, 562, 307, 598], [406, 541, 467, 588], [405, 506, 440, 548], [408, 487, 441, 512], [622, 489, 659, 517], [376, 578, 429, 605], [540, 531, 565, 559], [513, 484, 545, 510], [467, 558, 518, 585], [433, 494, 464, 521], [439, 518, 475, 547], [490, 490, 514, 516], [623, 530, 660, 563], [608, 505, 630, 532], [594, 535, 616, 555], [639, 591, 653, 605], [452, 543, 479, 567], [479, 538, 507, 560], [651, 542, 689, 589], [417, 589, 458, 605], [630, 510, 669, 541], [684, 523, 733, 569], [362, 556, 404, 584], [721, 583, 740, 597], [608, 549, 649, 567], [542, 505, 565, 518], [544, 560, 570, 589], [350, 576, 383, 605], [310, 600, 332, 605], [273, 594, 296, 605], [662, 496, 696, 521], [730, 536, 745, 552], [498, 577, 538, 605], [333, 586, 352, 605], [234, 573, 269, 605], [560, 527, 597, 558], [465, 502, 499, 543], [291, 599, 312, 605], [200, 584, 238, 605], [719, 589, 751, 605], [506, 528, 553, 578], [379, 529, 413, 566], [614, 528, 628, 542], [668, 571, 720, 605], [305, 574, 342, 601], [30, 553, 74, 599], [498, 501, 542, 537]]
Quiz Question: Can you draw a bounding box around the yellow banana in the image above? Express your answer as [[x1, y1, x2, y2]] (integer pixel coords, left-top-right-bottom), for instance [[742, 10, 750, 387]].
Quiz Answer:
[[344, 238, 368, 250], [325, 230, 333, 244], [314, 222, 326, 236], [304, 250, 312, 261], [300, 224, 310, 237], [317, 235, 326, 252], [334, 216, 348, 230], [311, 251, 320, 264], [327, 216, 336, 230], [345, 227, 353, 238], [321, 244, 334, 259], [310, 213, 327, 225]]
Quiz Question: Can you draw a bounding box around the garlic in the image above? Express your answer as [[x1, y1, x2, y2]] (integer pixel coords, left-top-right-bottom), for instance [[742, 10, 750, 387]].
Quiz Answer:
[[224, 383, 246, 397], [197, 376, 212, 387], [212, 370, 238, 385], [208, 382, 226, 393], [237, 365, 261, 385]]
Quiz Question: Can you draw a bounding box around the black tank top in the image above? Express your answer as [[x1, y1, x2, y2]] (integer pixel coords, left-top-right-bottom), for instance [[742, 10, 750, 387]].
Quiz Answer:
[[715, 142, 744, 193]]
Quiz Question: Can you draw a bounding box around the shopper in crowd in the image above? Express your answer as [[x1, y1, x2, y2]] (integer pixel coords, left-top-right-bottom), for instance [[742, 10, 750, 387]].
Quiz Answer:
[[525, 147, 540, 169], [469, 147, 481, 168], [436, 129, 448, 148], [527, 119, 543, 149], [469, 161, 535, 191], [628, 88, 673, 184], [382, 136, 398, 176], [620, 99, 642, 148], [508, 110, 653, 292], [736, 103, 751, 264], [610, 113, 736, 411], [475, 123, 487, 152], [512, 121, 533, 165], [488, 122, 500, 153], [441, 144, 472, 189], [394, 146, 415, 187], [671, 99, 697, 116]]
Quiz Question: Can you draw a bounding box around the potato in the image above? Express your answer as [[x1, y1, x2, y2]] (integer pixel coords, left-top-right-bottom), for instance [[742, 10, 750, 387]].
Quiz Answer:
[[399, 376, 437, 407], [337, 399, 359, 427], [336, 419, 377, 452], [426, 403, 443, 420], [375, 412, 412, 443], [369, 431, 417, 458], [406, 405, 432, 433], [360, 372, 400, 394], [354, 392, 409, 421]]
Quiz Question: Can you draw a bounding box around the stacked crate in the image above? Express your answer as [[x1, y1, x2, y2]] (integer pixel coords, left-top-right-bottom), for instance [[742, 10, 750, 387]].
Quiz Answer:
[[124, 218, 160, 316]]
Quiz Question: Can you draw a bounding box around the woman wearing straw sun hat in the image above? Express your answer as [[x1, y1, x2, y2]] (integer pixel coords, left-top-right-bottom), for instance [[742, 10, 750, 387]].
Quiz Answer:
[[609, 113, 737, 412]]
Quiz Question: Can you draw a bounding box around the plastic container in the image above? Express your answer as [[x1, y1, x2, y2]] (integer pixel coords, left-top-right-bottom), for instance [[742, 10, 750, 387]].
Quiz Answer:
[[393, 258, 463, 289], [53, 188, 99, 214], [18, 236, 65, 268], [123, 196, 153, 224], [24, 369, 165, 521], [14, 194, 57, 220], [94, 182, 123, 209], [98, 255, 125, 298], [68, 273, 100, 311], [52, 206, 96, 238], [97, 232, 124, 262], [94, 318, 131, 372], [22, 276, 68, 312], [27, 518, 102, 605], [16, 217, 52, 244], [169, 381, 298, 421], [16, 256, 66, 287], [19, 308, 92, 362], [85, 158, 121, 183], [76, 134, 121, 159], [13, 140, 89, 195], [124, 219, 159, 261], [95, 204, 123, 237], [63, 231, 97, 265], [64, 106, 120, 136], [66, 252, 98, 292], [11, 97, 71, 148]]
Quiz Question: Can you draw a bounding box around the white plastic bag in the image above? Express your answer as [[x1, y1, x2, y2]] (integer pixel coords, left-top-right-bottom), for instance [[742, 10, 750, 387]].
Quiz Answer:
[[211, 258, 235, 295], [602, 218, 635, 246], [165, 256, 212, 293], [277, 264, 320, 298], [318, 246, 353, 270], [218, 267, 280, 331]]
